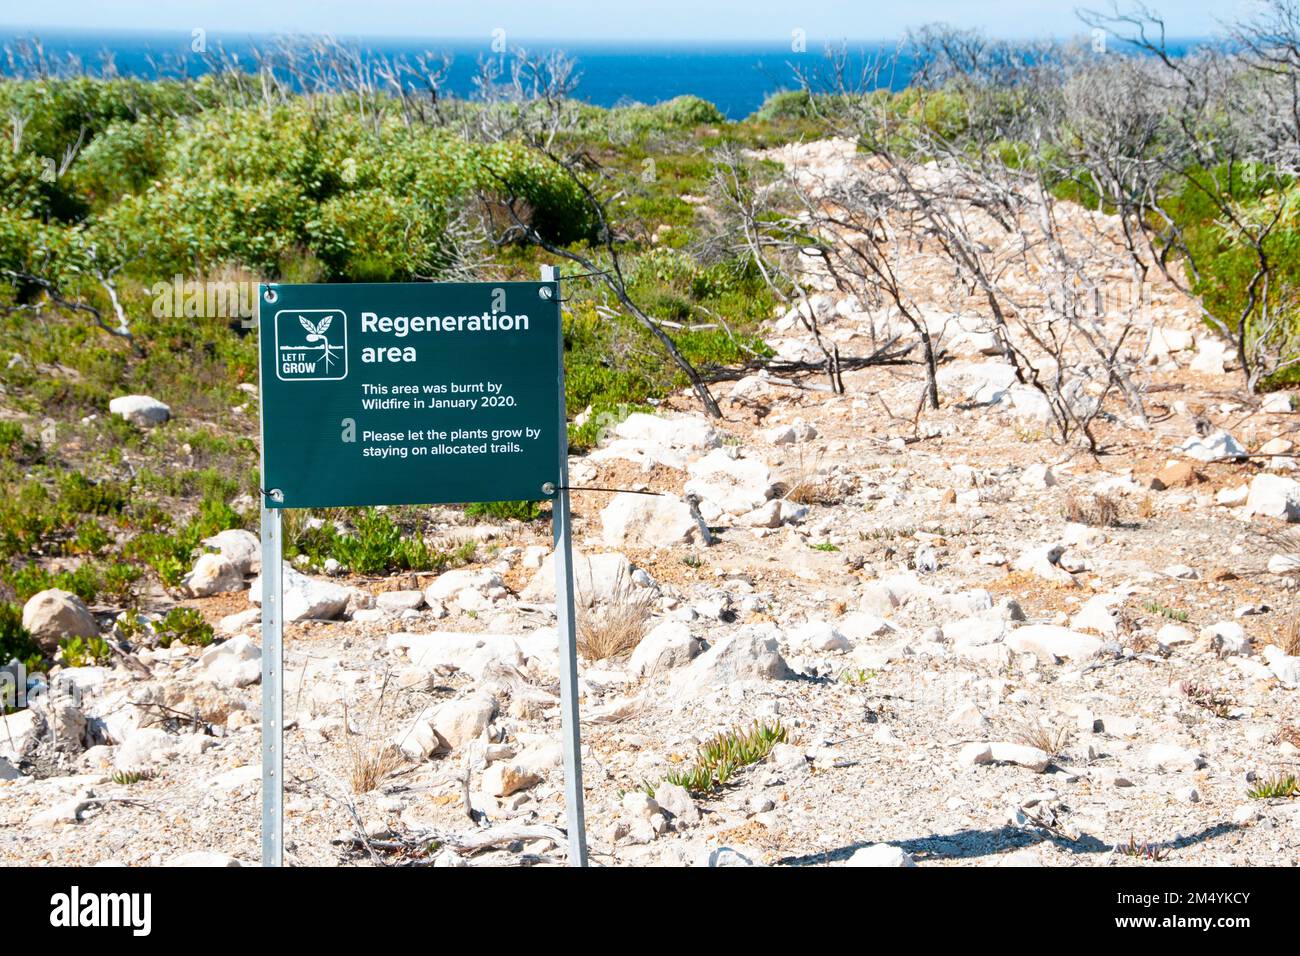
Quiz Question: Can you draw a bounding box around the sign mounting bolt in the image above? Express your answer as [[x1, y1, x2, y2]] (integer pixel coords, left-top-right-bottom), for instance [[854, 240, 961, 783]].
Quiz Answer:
[[539, 286, 553, 300], [269, 488, 284, 503], [263, 288, 278, 304], [541, 482, 556, 496]]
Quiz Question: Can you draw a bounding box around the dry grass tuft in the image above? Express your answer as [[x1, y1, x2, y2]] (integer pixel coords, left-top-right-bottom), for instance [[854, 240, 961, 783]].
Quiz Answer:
[[347, 739, 405, 795], [1015, 718, 1070, 759], [342, 675, 405, 794], [1062, 492, 1122, 527], [782, 445, 845, 506], [577, 569, 655, 661], [785, 475, 840, 506], [1269, 616, 1300, 657]]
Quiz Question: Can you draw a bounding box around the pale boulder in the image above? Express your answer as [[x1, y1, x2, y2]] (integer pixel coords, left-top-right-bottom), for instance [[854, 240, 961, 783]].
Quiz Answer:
[[600, 493, 709, 549], [1190, 337, 1229, 375], [21, 589, 98, 653], [1005, 624, 1103, 663], [109, 394, 171, 427], [183, 552, 245, 597], [376, 589, 426, 611], [1142, 744, 1205, 772], [114, 728, 182, 771], [1267, 554, 1300, 575], [653, 781, 700, 826], [1013, 544, 1077, 588], [684, 449, 775, 516], [1179, 429, 1246, 463], [1245, 473, 1300, 521], [1262, 392, 1295, 413], [837, 612, 896, 640], [614, 413, 719, 451], [393, 695, 496, 760], [1070, 593, 1122, 636], [0, 709, 38, 762], [431, 693, 497, 751], [627, 620, 700, 677], [788, 621, 851, 653], [958, 741, 1052, 773], [1262, 645, 1300, 688], [201, 529, 261, 574], [248, 566, 350, 621], [423, 568, 502, 603], [198, 635, 261, 687], [846, 844, 916, 867], [521, 551, 652, 608], [483, 761, 541, 797], [670, 626, 793, 699]]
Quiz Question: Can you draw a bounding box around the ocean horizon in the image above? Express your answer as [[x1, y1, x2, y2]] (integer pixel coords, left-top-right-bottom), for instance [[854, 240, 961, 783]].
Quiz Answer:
[[0, 26, 1213, 118]]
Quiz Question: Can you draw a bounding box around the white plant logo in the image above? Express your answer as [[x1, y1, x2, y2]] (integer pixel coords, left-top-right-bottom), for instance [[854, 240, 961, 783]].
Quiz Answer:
[[275, 309, 348, 381]]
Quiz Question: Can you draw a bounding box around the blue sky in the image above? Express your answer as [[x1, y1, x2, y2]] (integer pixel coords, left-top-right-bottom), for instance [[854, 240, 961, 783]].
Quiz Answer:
[[1, 1, 1236, 41]]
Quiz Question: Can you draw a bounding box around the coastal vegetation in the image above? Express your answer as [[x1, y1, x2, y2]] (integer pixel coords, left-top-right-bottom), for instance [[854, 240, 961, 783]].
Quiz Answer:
[[1, 2, 1299, 663]]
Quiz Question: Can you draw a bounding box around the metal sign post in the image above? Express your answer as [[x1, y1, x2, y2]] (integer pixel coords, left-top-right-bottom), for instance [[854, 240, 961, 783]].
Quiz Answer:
[[259, 503, 283, 866], [255, 275, 586, 867], [258, 286, 285, 867], [543, 264, 587, 866]]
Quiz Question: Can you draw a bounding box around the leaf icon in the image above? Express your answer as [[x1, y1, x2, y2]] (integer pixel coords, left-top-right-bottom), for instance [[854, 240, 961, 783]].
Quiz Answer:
[[315, 315, 332, 335], [299, 316, 317, 335]]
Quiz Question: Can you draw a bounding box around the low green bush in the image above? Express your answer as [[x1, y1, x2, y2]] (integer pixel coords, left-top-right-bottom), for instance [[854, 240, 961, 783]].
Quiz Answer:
[[154, 606, 214, 648], [3, 561, 101, 603], [59, 634, 113, 667], [464, 500, 543, 522], [0, 601, 42, 672]]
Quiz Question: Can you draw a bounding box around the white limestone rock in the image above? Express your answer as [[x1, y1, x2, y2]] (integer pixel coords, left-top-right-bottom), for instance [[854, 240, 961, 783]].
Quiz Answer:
[[1005, 624, 1103, 664], [183, 552, 245, 597], [109, 394, 171, 427], [22, 589, 98, 652], [600, 492, 710, 549], [684, 449, 775, 516], [249, 566, 350, 621], [200, 529, 261, 575], [627, 621, 700, 678]]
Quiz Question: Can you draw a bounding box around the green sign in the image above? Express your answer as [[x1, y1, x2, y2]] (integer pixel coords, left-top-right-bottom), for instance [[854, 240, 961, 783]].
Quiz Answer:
[[257, 281, 562, 509]]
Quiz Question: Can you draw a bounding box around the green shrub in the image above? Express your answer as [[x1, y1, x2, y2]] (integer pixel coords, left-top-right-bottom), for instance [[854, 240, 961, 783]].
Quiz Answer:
[[1161, 165, 1300, 385], [126, 531, 191, 588], [72, 116, 177, 205], [3, 561, 100, 603], [665, 721, 786, 794], [124, 492, 240, 590], [1247, 773, 1299, 800], [59, 634, 113, 667], [70, 519, 112, 555], [464, 500, 543, 522], [154, 607, 213, 648], [59, 471, 129, 515], [308, 189, 447, 281], [611, 95, 726, 133], [753, 89, 816, 122], [98, 563, 143, 603], [0, 601, 42, 672], [329, 512, 474, 575], [0, 421, 27, 457]]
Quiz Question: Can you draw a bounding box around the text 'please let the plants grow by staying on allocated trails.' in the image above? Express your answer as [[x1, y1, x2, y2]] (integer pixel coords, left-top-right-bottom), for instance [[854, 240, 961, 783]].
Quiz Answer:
[[258, 281, 562, 509]]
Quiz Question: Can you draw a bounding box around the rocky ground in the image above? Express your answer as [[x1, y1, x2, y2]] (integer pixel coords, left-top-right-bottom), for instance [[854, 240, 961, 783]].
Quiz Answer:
[[3, 139, 1300, 868]]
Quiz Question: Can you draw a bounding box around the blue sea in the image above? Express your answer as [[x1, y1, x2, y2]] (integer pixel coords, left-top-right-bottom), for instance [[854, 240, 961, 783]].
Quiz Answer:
[[0, 27, 1209, 119]]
